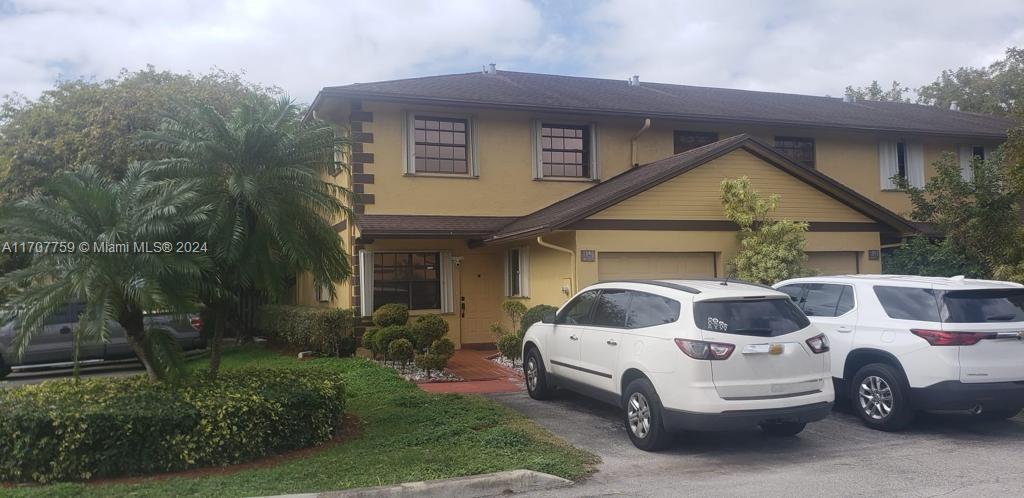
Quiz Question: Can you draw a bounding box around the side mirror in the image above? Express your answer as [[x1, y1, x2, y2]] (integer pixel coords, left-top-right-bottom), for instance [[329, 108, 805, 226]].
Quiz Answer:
[[541, 311, 556, 324]]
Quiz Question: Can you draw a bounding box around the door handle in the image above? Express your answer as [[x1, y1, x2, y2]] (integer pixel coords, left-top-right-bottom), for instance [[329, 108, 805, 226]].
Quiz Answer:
[[59, 327, 72, 335], [606, 339, 618, 346], [836, 326, 853, 333], [569, 334, 579, 341]]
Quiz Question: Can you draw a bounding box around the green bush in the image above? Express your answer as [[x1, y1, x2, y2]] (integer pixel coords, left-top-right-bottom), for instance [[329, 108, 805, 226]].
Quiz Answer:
[[372, 303, 409, 327], [375, 326, 413, 359], [520, 304, 558, 336], [0, 367, 345, 483], [387, 339, 415, 367], [409, 314, 448, 351], [255, 305, 354, 355], [414, 353, 449, 377], [429, 338, 456, 359], [337, 336, 358, 357], [361, 328, 381, 357], [496, 333, 523, 363]]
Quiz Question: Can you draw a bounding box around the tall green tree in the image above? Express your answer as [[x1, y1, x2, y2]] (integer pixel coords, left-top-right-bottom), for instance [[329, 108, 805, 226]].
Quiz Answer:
[[916, 47, 1024, 115], [720, 176, 811, 284], [843, 80, 912, 102], [139, 96, 352, 375], [0, 164, 208, 381], [0, 67, 279, 201]]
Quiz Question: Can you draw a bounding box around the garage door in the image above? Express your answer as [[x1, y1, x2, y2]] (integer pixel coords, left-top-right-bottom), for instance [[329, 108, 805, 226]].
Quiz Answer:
[[598, 252, 716, 281], [807, 251, 859, 275]]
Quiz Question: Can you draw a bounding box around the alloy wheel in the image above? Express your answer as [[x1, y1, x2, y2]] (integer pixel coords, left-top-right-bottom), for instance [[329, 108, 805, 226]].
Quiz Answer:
[[525, 357, 538, 391], [859, 375, 894, 420], [627, 392, 652, 439]]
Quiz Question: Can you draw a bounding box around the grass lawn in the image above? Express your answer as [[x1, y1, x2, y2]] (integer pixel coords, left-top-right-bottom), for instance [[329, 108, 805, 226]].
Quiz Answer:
[[5, 345, 597, 497]]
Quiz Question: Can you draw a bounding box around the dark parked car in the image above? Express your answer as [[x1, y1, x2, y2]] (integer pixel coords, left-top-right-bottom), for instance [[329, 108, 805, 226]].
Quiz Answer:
[[0, 303, 204, 379]]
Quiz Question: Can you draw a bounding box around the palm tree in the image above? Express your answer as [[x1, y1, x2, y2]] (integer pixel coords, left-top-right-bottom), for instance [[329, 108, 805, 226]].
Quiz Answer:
[[0, 164, 208, 381], [140, 96, 352, 375]]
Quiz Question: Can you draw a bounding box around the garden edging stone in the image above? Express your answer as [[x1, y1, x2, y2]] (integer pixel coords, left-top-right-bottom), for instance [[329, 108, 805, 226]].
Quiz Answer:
[[264, 469, 573, 498]]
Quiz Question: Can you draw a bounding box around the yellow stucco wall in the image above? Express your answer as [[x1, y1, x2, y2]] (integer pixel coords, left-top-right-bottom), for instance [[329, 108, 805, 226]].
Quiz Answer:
[[588, 150, 873, 222]]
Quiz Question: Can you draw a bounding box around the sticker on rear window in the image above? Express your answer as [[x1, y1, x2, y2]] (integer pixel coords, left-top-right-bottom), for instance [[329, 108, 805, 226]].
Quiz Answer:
[[707, 317, 728, 331]]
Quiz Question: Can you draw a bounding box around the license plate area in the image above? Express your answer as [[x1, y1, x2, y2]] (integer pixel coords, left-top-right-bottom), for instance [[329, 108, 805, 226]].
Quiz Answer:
[[742, 343, 786, 355]]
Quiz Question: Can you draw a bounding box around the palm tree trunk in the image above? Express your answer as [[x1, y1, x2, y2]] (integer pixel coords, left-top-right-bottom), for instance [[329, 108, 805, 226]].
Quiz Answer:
[[208, 306, 227, 377], [121, 309, 160, 382]]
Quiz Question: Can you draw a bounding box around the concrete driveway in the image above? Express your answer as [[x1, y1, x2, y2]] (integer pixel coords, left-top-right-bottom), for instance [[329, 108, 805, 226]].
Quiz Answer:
[[490, 390, 1024, 497]]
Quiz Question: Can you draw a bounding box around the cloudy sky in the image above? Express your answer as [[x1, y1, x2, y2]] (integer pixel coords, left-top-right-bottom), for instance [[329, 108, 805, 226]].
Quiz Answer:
[[2, 0, 1023, 103]]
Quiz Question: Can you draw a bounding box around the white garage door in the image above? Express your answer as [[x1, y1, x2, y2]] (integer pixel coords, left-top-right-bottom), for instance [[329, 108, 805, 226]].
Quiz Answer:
[[807, 251, 860, 275], [598, 252, 716, 281]]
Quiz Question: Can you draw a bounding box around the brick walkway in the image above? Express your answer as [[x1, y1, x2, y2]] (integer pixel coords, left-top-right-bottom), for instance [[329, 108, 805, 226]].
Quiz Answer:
[[418, 349, 523, 394]]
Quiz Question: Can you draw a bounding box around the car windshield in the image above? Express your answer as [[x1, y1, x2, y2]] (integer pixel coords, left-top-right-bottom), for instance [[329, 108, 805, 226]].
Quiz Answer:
[[693, 297, 810, 337], [941, 288, 1024, 323]]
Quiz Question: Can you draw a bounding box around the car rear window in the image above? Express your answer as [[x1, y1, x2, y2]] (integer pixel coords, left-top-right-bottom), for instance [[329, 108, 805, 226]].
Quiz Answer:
[[942, 289, 1024, 323], [693, 298, 810, 337]]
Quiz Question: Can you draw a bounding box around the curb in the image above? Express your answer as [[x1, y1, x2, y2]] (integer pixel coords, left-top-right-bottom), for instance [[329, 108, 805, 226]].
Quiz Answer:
[[265, 469, 573, 498]]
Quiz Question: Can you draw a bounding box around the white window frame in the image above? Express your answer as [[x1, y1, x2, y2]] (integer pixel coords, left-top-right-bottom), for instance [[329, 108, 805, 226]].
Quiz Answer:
[[314, 282, 331, 303], [402, 111, 478, 177], [958, 145, 987, 181], [879, 140, 924, 190], [357, 249, 455, 317], [504, 247, 530, 298], [532, 119, 599, 181]]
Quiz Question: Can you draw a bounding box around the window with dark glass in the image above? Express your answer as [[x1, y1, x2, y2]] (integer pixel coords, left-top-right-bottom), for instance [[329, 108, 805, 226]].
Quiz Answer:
[[693, 298, 810, 337], [896, 142, 908, 180], [590, 289, 631, 328], [778, 284, 806, 305], [507, 248, 522, 297], [674, 131, 719, 154], [802, 284, 850, 317], [873, 286, 940, 321], [541, 124, 589, 178], [413, 116, 468, 174], [626, 291, 680, 328], [557, 290, 600, 325], [774, 136, 816, 168], [373, 252, 441, 310], [972, 146, 986, 161]]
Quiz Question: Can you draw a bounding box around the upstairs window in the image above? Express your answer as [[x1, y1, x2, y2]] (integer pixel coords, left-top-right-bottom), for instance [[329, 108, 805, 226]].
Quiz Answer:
[[674, 131, 719, 154], [774, 136, 816, 168], [880, 141, 924, 189], [404, 113, 476, 176], [533, 121, 598, 180], [958, 145, 987, 181]]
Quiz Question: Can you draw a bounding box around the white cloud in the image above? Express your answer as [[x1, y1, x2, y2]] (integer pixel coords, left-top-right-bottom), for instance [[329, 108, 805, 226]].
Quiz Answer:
[[1, 0, 1022, 102]]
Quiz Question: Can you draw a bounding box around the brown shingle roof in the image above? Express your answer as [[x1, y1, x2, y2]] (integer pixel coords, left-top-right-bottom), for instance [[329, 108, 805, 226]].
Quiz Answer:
[[318, 70, 1013, 139], [483, 134, 917, 243], [356, 214, 518, 238]]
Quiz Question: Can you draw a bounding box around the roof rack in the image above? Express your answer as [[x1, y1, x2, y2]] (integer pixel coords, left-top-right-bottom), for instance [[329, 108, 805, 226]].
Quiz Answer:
[[684, 278, 776, 291], [598, 280, 702, 294]]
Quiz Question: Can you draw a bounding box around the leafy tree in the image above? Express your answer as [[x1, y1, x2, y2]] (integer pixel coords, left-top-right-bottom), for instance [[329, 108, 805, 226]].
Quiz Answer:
[[916, 47, 1024, 115], [843, 80, 912, 102], [720, 176, 811, 284], [892, 152, 1024, 282], [0, 67, 279, 201], [0, 164, 208, 381], [881, 235, 987, 277], [138, 96, 352, 376]]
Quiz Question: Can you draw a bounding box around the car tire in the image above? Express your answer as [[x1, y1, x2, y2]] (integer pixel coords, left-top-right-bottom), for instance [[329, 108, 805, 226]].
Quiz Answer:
[[523, 348, 553, 400], [759, 421, 806, 436], [623, 378, 672, 451], [982, 408, 1022, 420], [851, 363, 914, 431]]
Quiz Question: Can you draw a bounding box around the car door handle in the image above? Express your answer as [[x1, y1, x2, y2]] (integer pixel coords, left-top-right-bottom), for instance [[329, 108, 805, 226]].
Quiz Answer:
[[59, 327, 72, 335], [606, 339, 618, 346], [569, 334, 579, 341], [836, 326, 853, 333]]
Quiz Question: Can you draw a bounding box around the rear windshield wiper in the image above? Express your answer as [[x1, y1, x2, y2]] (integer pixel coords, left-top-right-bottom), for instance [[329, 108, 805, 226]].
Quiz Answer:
[[984, 314, 1017, 321]]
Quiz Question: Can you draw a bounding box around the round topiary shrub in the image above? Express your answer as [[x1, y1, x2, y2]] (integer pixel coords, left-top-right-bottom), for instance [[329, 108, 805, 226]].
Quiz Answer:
[[429, 337, 456, 359], [0, 367, 345, 483], [496, 333, 523, 363], [337, 336, 358, 357], [414, 352, 449, 377], [520, 304, 558, 336], [362, 328, 381, 356], [410, 314, 449, 351], [375, 326, 413, 359], [388, 338, 415, 367], [372, 303, 409, 328]]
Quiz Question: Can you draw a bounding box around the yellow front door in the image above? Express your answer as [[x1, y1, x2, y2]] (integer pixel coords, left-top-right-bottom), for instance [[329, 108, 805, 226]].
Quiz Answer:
[[457, 252, 505, 345]]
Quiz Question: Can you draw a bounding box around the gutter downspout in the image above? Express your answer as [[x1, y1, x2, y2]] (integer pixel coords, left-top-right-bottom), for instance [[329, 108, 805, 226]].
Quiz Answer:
[[537, 235, 576, 296], [630, 118, 652, 168]]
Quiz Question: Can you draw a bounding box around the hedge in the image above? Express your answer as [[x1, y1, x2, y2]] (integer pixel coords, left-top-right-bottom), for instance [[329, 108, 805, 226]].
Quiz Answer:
[[256, 305, 355, 355], [0, 368, 345, 483]]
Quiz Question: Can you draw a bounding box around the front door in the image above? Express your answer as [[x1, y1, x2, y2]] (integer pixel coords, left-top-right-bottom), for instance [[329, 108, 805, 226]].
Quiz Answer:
[[458, 252, 505, 346]]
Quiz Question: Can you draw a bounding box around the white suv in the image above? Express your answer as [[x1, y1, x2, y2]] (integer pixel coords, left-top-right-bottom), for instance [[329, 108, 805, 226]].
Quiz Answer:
[[775, 275, 1024, 431], [522, 280, 834, 451]]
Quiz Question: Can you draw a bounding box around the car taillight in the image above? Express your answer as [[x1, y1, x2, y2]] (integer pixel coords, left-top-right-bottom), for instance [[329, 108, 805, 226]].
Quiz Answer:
[[674, 338, 734, 360], [805, 334, 830, 354], [190, 316, 203, 332], [911, 329, 994, 346]]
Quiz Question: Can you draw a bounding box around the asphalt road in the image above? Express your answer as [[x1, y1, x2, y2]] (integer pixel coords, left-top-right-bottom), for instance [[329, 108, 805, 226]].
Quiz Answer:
[[490, 390, 1024, 497]]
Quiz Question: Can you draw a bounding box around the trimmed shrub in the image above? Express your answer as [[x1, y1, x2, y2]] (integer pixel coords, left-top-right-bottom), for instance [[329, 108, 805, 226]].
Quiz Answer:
[[372, 304, 409, 328], [414, 353, 449, 377], [337, 336, 358, 357], [409, 314, 448, 351], [255, 305, 354, 355], [375, 326, 413, 360], [429, 338, 456, 359], [496, 333, 522, 363], [362, 328, 381, 357], [388, 338, 415, 368], [520, 304, 558, 336], [0, 367, 345, 483]]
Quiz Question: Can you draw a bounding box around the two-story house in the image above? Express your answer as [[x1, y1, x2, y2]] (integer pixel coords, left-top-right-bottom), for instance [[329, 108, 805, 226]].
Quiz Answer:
[[300, 69, 1012, 347]]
